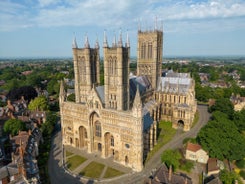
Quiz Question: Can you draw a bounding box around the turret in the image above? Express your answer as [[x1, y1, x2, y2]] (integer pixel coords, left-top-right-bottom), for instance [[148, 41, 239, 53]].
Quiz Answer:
[[103, 30, 108, 47], [72, 36, 78, 49], [132, 85, 142, 117], [118, 29, 123, 47], [59, 80, 66, 103], [84, 34, 90, 48]]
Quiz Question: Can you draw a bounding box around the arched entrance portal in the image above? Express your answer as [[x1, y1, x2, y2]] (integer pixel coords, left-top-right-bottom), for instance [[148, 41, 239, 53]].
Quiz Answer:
[[104, 132, 114, 157], [89, 112, 103, 152], [98, 143, 102, 152], [79, 126, 88, 148], [178, 120, 184, 128]]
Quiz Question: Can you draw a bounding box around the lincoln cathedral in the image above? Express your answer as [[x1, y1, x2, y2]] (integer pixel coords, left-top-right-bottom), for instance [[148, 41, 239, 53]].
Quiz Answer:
[[59, 24, 197, 172]]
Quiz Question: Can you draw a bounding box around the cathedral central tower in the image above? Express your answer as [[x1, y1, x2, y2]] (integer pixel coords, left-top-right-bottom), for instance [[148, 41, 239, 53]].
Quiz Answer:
[[137, 27, 163, 89]]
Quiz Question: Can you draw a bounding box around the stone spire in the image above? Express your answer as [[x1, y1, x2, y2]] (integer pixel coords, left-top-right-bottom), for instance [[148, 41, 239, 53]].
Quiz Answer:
[[84, 34, 90, 48], [126, 31, 130, 48], [154, 16, 158, 31], [133, 85, 142, 109], [132, 85, 142, 117], [112, 32, 117, 47], [103, 30, 108, 47], [95, 36, 99, 49], [72, 35, 78, 48], [59, 80, 66, 103], [118, 29, 123, 47]]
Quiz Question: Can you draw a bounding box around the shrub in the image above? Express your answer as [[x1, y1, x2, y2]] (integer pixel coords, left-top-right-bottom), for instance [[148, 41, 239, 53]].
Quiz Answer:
[[240, 170, 245, 180], [236, 159, 245, 169]]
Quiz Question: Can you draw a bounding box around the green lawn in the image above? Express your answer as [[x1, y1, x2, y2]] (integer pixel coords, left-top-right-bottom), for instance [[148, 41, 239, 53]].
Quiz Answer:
[[145, 121, 177, 162], [103, 167, 125, 178], [66, 155, 87, 171], [66, 150, 74, 157], [80, 161, 105, 178]]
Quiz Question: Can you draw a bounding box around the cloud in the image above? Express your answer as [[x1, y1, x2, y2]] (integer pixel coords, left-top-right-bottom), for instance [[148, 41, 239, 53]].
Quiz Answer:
[[154, 0, 245, 21], [38, 0, 61, 7], [0, 0, 245, 33], [0, 1, 33, 31]]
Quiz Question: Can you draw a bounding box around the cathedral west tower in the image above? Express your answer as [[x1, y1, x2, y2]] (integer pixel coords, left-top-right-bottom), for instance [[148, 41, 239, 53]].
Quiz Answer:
[[103, 32, 130, 110], [72, 36, 100, 103]]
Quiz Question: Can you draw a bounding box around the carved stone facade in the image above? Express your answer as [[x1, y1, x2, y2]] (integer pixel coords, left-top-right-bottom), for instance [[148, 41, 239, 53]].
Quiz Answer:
[[155, 72, 197, 131], [60, 26, 196, 172]]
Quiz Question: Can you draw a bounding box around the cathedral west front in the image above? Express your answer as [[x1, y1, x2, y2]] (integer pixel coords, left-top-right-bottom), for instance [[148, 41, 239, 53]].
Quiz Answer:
[[59, 24, 196, 172]]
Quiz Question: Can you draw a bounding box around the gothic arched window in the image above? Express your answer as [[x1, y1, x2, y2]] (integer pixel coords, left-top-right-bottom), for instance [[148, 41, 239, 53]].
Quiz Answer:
[[111, 136, 114, 146], [95, 121, 101, 137]]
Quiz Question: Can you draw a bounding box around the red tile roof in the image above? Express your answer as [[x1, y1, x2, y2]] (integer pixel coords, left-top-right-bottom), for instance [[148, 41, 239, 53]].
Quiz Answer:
[[208, 158, 219, 172], [186, 142, 202, 152]]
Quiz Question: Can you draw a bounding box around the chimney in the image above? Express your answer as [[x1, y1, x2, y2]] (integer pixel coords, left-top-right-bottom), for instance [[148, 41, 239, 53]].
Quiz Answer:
[[168, 165, 172, 182], [184, 177, 188, 184]]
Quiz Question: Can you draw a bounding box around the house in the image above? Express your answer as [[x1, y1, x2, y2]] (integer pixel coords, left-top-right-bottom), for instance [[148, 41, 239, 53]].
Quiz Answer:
[[0, 163, 21, 184], [185, 142, 209, 164], [146, 164, 192, 184], [29, 111, 46, 124], [230, 94, 245, 111], [204, 175, 222, 184], [207, 158, 224, 176]]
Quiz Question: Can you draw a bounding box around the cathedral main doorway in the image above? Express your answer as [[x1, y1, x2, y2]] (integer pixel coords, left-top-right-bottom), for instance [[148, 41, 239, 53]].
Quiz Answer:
[[104, 132, 114, 157], [98, 143, 102, 152], [177, 120, 184, 128], [79, 126, 88, 148]]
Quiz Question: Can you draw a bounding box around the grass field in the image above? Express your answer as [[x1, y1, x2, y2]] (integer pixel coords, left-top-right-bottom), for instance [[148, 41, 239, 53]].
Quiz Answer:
[[103, 167, 125, 178], [66, 155, 87, 171], [80, 161, 105, 178], [66, 150, 74, 157], [145, 121, 177, 162]]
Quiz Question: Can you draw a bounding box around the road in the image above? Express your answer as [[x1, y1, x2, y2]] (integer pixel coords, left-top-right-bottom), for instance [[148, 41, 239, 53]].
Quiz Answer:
[[48, 128, 82, 184], [48, 105, 210, 184]]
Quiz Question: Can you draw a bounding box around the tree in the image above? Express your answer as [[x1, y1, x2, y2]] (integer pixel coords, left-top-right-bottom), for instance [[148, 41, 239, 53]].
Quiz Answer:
[[220, 170, 242, 184], [25, 74, 42, 88], [28, 96, 48, 111], [209, 98, 234, 118], [7, 86, 37, 101], [47, 79, 59, 95], [67, 93, 75, 102], [233, 109, 245, 132], [41, 112, 57, 137], [197, 115, 245, 161], [4, 119, 25, 136], [161, 149, 181, 171]]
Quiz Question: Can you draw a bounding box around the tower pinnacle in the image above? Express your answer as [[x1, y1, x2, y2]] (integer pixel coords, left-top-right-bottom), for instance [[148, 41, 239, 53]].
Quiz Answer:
[[118, 29, 123, 47], [84, 34, 90, 48], [72, 35, 78, 48], [112, 32, 117, 47], [95, 36, 99, 49], [126, 31, 130, 48], [103, 30, 108, 47]]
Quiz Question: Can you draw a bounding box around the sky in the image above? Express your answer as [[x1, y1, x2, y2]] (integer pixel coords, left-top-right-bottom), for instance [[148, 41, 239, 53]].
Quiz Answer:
[[0, 0, 245, 58]]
